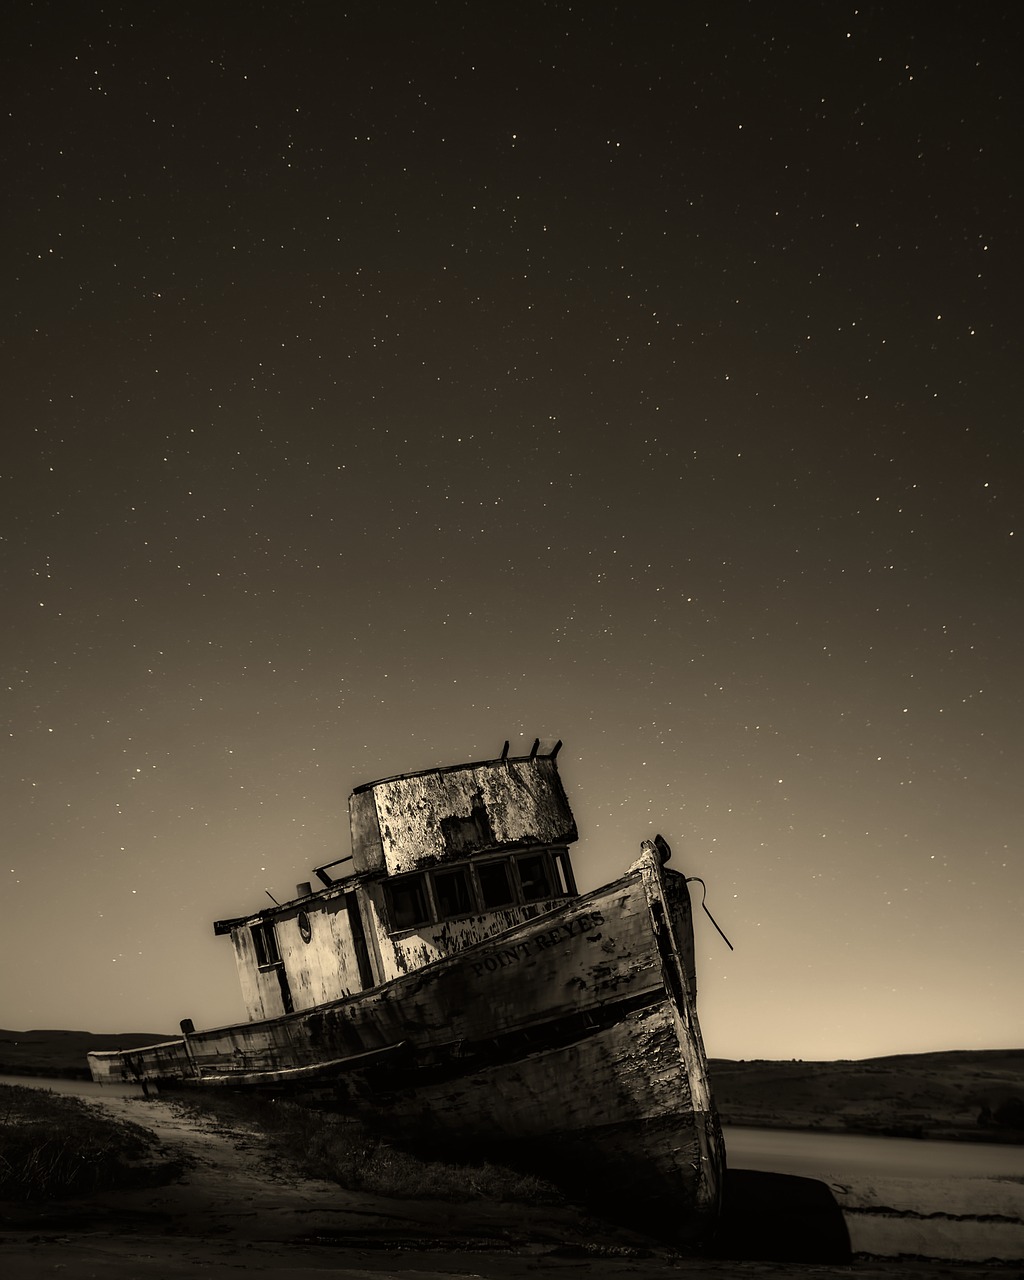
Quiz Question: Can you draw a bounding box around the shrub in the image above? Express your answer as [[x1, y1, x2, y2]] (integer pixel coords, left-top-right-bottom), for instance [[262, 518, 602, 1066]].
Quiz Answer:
[[0, 1084, 185, 1199], [993, 1097, 1024, 1130]]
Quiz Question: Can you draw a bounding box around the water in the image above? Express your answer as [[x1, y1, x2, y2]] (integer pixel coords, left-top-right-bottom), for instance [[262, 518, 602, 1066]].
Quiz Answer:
[[724, 1123, 1024, 1180], [0, 1072, 148, 1099]]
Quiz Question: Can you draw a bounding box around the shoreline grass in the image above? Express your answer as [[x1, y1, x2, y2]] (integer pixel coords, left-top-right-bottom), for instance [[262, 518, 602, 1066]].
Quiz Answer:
[[0, 1083, 187, 1200]]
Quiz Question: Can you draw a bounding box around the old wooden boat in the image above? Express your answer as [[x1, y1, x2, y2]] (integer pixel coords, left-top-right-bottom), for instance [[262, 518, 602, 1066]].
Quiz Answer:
[[88, 741, 725, 1239]]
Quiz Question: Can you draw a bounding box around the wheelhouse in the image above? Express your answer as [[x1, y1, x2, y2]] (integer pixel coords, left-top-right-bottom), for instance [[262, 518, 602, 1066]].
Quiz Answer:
[[213, 741, 580, 1022]]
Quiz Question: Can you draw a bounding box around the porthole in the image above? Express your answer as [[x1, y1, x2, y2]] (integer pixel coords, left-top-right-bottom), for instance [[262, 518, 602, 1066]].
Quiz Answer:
[[298, 910, 312, 943]]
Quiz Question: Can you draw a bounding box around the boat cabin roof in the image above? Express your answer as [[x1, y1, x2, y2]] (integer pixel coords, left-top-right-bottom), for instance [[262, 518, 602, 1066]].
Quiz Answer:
[[212, 741, 576, 936]]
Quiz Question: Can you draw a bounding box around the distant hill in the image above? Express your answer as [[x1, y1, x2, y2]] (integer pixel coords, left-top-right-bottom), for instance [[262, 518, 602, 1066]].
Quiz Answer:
[[709, 1049, 1024, 1141], [0, 1028, 176, 1078]]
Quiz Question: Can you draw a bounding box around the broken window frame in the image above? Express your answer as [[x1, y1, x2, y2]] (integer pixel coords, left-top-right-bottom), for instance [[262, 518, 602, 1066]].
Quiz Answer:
[[512, 850, 556, 902], [552, 847, 577, 896], [384, 872, 433, 930], [473, 857, 517, 909], [251, 921, 281, 969], [432, 865, 474, 918]]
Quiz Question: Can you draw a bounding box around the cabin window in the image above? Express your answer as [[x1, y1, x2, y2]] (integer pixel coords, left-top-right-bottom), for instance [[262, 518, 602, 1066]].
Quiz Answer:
[[251, 921, 281, 968], [515, 852, 555, 902], [476, 859, 515, 909], [383, 847, 575, 933], [432, 867, 473, 919], [552, 848, 576, 896], [386, 873, 431, 929]]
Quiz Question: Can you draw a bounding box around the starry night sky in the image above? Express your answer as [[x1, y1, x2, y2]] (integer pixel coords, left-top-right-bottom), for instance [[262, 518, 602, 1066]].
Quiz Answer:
[[4, 2, 1021, 1059]]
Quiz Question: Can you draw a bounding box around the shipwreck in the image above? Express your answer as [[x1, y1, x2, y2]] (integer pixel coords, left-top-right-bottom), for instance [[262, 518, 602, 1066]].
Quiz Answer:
[[88, 740, 726, 1240]]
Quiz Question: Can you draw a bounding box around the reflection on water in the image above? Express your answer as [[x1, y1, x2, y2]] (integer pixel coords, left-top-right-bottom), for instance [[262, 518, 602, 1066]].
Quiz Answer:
[[724, 1123, 1024, 1180]]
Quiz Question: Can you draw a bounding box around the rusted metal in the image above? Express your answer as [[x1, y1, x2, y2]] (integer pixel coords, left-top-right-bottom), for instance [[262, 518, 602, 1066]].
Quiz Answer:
[[350, 750, 577, 875]]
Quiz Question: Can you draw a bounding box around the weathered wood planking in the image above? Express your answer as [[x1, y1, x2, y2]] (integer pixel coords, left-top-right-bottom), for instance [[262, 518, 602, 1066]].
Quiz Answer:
[[89, 870, 652, 1080], [87, 746, 725, 1243], [341, 1006, 720, 1235], [89, 849, 722, 1228], [358, 882, 575, 981], [185, 872, 655, 1073]]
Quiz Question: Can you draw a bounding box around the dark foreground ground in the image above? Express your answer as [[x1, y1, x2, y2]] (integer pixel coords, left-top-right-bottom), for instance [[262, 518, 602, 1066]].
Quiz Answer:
[[2, 1086, 1021, 1280], [2, 1036, 1023, 1276]]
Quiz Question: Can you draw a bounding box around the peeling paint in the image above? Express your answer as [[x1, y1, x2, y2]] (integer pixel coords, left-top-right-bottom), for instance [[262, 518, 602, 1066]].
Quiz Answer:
[[87, 749, 724, 1243], [353, 756, 577, 876]]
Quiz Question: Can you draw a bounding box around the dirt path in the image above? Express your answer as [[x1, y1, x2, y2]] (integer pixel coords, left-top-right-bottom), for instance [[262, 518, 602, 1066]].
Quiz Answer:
[[0, 1090, 1017, 1279], [0, 1090, 679, 1278]]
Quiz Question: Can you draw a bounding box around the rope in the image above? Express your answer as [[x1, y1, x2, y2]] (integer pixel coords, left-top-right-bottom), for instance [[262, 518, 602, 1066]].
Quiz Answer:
[[685, 877, 735, 951]]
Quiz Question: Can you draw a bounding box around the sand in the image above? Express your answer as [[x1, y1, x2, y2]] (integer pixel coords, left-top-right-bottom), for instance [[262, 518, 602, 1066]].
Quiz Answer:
[[1, 1089, 1020, 1279]]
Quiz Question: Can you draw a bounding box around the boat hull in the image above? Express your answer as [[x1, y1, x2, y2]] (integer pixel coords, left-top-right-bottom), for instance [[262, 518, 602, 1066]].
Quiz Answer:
[[336, 1001, 722, 1238], [88, 845, 724, 1240]]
